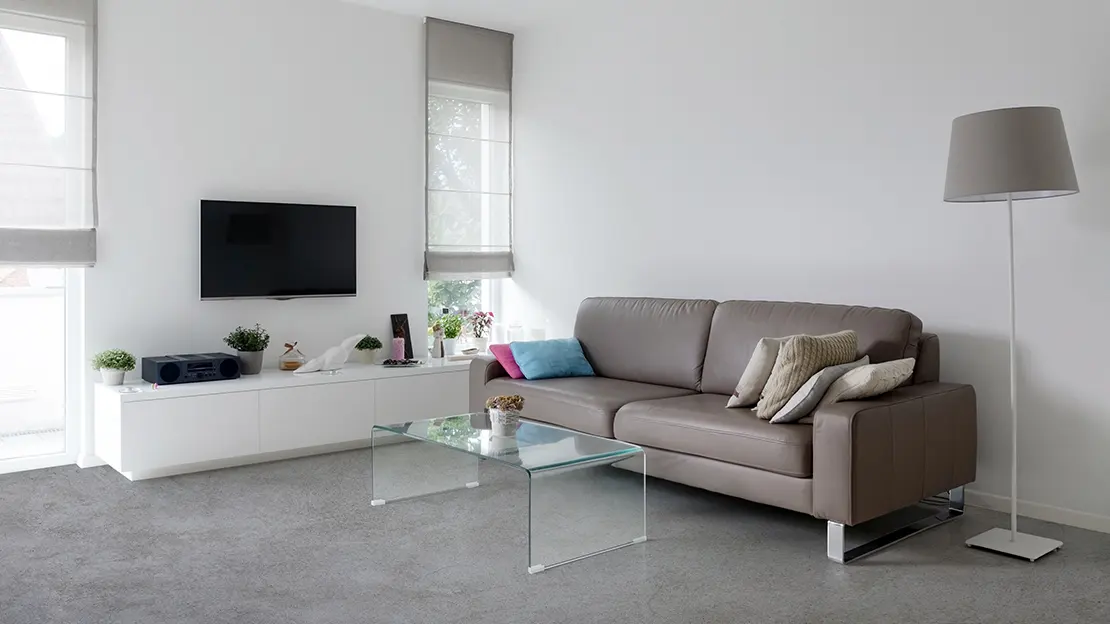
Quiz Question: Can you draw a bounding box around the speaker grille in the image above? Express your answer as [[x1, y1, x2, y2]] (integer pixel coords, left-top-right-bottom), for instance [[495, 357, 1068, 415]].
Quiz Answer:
[[220, 358, 239, 379], [160, 362, 180, 383]]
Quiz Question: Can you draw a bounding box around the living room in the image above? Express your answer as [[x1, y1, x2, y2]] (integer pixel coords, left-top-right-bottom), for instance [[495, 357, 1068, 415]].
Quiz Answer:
[[2, 0, 1108, 622]]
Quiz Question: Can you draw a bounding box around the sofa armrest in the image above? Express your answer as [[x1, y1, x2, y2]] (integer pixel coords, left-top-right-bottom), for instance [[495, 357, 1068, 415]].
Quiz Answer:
[[469, 355, 507, 413], [812, 382, 977, 526]]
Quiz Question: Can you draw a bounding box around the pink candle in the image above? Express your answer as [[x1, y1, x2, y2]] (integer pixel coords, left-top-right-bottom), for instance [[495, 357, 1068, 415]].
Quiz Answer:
[[391, 337, 405, 360]]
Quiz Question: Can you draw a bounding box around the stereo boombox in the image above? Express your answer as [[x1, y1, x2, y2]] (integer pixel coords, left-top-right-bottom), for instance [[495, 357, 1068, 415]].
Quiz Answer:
[[141, 353, 241, 385]]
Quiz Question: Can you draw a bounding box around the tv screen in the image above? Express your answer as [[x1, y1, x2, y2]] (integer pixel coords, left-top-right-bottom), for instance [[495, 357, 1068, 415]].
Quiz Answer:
[[200, 200, 356, 300]]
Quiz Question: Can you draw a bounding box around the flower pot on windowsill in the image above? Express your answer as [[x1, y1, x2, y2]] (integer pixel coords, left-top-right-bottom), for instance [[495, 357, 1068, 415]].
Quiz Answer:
[[100, 368, 126, 386], [238, 350, 264, 375], [473, 336, 490, 353], [355, 348, 380, 364], [443, 338, 458, 356]]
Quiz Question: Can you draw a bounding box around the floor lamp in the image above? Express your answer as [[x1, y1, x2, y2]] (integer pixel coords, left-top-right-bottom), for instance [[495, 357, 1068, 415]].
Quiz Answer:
[[943, 106, 1079, 561]]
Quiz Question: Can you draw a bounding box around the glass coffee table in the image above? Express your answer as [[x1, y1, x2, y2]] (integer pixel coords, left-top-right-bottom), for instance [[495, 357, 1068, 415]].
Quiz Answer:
[[370, 414, 646, 574]]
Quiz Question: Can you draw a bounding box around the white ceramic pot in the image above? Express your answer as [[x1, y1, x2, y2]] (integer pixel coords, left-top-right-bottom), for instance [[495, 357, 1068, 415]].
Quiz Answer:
[[443, 338, 458, 356], [238, 350, 264, 375], [100, 368, 125, 386], [356, 348, 379, 364], [473, 336, 490, 353], [489, 408, 521, 437]]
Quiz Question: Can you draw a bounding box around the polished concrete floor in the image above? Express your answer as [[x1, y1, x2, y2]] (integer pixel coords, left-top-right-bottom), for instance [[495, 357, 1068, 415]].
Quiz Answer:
[[2, 446, 1107, 624]]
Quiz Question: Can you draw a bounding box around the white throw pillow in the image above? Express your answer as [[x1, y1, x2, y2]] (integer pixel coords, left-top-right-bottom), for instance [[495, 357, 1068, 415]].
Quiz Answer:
[[818, 358, 916, 406], [770, 356, 869, 424], [726, 337, 786, 408]]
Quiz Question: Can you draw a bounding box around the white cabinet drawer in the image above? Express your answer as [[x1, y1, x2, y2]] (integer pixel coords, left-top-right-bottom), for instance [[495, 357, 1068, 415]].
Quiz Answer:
[[374, 371, 469, 425], [259, 380, 376, 453], [121, 392, 259, 472]]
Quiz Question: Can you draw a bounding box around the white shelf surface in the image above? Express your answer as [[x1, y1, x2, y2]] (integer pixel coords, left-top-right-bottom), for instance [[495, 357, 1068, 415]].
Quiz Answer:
[[95, 360, 470, 403]]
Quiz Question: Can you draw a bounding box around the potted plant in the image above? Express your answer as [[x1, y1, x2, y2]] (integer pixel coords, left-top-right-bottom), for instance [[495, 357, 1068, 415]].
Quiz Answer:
[[355, 336, 383, 364], [92, 349, 136, 386], [223, 323, 270, 375], [440, 314, 463, 356], [467, 311, 494, 352], [486, 394, 524, 437]]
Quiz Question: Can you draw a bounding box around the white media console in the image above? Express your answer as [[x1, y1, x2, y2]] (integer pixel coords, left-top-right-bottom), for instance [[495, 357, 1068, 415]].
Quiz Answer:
[[93, 360, 470, 480]]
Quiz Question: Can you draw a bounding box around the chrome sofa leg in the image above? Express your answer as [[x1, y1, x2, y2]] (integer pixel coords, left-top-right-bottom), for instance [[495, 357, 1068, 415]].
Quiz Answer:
[[827, 486, 966, 564]]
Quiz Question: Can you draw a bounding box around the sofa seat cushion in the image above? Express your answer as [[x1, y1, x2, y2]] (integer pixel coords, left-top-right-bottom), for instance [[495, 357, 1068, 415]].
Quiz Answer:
[[485, 377, 695, 438], [614, 394, 813, 478]]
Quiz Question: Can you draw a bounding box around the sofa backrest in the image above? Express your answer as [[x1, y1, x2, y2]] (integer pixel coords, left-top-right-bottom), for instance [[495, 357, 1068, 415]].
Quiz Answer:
[[699, 300, 923, 396], [574, 297, 717, 390]]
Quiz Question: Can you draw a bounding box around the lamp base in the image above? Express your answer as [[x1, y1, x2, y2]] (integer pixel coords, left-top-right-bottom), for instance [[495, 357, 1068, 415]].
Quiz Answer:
[[966, 527, 1062, 561]]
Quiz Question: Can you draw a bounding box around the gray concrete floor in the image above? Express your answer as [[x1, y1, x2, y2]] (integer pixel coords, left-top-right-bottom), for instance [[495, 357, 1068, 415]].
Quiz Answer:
[[2, 445, 1107, 624]]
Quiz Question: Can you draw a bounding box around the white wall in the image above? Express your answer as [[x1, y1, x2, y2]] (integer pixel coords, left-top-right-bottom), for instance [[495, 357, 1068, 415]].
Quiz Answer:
[[89, 0, 426, 454], [511, 1, 1110, 527]]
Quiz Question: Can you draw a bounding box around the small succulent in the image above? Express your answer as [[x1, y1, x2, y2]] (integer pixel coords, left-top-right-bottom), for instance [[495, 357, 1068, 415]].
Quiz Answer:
[[486, 394, 524, 412], [91, 349, 136, 371], [356, 336, 383, 351]]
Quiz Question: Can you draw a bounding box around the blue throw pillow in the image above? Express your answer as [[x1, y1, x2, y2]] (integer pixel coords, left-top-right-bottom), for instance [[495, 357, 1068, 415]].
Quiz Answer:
[[510, 338, 596, 380]]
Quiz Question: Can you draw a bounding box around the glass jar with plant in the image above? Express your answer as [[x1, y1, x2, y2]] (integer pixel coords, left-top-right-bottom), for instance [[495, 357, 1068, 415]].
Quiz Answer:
[[355, 336, 383, 364], [486, 394, 524, 436], [92, 349, 137, 386], [440, 314, 463, 356], [223, 323, 270, 375], [467, 311, 494, 352]]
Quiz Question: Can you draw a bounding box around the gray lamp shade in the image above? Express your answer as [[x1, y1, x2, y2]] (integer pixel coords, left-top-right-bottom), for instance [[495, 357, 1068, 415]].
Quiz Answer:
[[944, 106, 1079, 203]]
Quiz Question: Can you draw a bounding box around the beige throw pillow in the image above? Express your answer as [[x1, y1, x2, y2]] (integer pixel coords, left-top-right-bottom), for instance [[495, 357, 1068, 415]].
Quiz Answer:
[[819, 358, 916, 405], [770, 356, 869, 424], [755, 330, 858, 419], [726, 337, 786, 408]]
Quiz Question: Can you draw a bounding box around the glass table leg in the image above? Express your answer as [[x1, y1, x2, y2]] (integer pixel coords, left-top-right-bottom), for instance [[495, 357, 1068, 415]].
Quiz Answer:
[[370, 425, 481, 505], [526, 451, 647, 574]]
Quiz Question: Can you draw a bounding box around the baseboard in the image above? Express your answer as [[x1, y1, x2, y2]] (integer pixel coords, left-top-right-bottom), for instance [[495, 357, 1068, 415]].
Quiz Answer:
[[76, 454, 106, 469], [965, 489, 1110, 535]]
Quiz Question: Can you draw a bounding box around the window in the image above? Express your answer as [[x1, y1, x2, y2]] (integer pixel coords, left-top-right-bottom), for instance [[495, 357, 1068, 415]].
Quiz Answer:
[[425, 82, 509, 325], [423, 18, 513, 281], [0, 2, 96, 471]]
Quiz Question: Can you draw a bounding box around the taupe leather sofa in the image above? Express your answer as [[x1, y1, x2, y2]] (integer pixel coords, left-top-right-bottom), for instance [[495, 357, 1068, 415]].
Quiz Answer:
[[471, 297, 977, 562]]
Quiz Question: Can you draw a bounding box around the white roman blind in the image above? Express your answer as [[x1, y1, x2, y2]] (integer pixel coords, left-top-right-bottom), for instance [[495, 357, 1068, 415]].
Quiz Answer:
[[0, 0, 96, 266], [424, 17, 513, 280]]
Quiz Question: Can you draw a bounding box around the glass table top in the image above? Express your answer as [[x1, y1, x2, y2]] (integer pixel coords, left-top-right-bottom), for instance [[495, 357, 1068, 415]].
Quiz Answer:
[[374, 414, 643, 472]]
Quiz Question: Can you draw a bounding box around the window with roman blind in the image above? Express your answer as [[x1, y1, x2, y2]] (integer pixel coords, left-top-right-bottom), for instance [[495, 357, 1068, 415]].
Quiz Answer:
[[0, 0, 96, 266], [0, 0, 95, 471], [424, 17, 513, 280]]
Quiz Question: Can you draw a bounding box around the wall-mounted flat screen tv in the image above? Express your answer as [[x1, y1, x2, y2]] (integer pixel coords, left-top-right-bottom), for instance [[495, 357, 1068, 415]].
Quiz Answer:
[[200, 200, 356, 300]]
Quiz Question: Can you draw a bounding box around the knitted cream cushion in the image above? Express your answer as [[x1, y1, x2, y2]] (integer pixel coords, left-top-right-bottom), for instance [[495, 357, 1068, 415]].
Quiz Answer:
[[726, 337, 787, 408], [818, 358, 916, 406], [755, 330, 858, 419]]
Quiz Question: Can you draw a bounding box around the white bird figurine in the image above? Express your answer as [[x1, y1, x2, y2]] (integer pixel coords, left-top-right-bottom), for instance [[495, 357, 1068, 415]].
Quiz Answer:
[[294, 334, 366, 374]]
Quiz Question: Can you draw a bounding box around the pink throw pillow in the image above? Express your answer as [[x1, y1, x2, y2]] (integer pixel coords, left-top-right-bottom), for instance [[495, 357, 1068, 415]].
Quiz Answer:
[[489, 343, 525, 379]]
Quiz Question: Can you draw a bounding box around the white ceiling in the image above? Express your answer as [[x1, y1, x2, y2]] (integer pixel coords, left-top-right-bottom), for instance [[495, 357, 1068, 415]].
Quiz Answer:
[[342, 0, 575, 31]]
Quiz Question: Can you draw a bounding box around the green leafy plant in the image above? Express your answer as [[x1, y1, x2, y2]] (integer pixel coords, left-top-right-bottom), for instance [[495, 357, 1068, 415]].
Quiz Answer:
[[356, 336, 383, 351], [440, 314, 463, 339], [223, 323, 270, 352], [486, 394, 524, 412], [92, 349, 136, 371]]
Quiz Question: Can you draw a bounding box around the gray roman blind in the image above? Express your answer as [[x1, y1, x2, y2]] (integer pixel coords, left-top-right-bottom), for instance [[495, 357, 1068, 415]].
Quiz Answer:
[[0, 0, 97, 266], [424, 17, 513, 280]]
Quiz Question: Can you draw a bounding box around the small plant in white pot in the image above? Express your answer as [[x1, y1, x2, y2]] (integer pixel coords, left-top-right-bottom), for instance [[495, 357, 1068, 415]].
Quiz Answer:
[[224, 323, 270, 375], [441, 314, 463, 356], [355, 336, 383, 364], [467, 311, 493, 352], [92, 349, 136, 386], [486, 394, 524, 437]]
